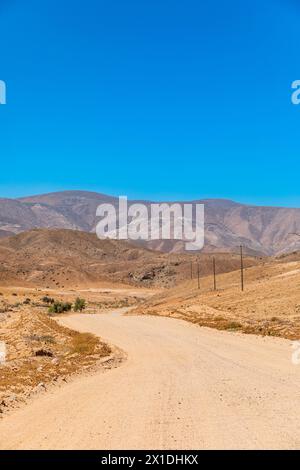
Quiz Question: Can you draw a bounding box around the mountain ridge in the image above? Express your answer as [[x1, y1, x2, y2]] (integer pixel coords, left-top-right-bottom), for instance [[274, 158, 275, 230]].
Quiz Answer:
[[0, 190, 299, 255]]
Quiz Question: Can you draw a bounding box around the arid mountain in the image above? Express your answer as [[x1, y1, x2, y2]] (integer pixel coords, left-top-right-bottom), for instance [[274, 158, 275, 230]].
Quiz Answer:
[[0, 229, 260, 288], [0, 190, 299, 254]]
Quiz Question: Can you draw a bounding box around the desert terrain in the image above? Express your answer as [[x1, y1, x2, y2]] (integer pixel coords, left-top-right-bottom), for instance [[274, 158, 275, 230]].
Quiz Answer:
[[0, 280, 157, 414], [1, 311, 300, 449], [1, 228, 300, 449], [137, 252, 300, 339], [0, 228, 261, 290]]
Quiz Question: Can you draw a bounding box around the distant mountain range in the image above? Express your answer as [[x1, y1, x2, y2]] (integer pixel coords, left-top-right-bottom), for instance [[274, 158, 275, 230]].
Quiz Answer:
[[0, 190, 299, 255]]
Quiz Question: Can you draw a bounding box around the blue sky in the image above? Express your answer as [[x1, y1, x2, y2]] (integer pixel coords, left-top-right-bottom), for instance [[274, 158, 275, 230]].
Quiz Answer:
[[0, 0, 300, 206]]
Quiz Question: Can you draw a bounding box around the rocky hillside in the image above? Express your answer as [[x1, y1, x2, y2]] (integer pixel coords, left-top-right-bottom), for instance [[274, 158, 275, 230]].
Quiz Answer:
[[0, 229, 261, 288]]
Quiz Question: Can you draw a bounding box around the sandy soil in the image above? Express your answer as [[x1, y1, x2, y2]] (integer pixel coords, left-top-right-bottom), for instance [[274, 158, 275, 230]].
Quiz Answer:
[[0, 311, 300, 450]]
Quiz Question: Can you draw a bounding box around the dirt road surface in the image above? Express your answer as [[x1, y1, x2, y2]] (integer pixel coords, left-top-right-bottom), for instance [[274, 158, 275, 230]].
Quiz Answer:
[[1, 311, 300, 449]]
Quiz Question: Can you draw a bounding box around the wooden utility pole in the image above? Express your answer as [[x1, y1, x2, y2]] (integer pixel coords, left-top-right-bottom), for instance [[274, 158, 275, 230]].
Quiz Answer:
[[213, 256, 216, 291], [240, 245, 244, 291], [197, 262, 200, 289]]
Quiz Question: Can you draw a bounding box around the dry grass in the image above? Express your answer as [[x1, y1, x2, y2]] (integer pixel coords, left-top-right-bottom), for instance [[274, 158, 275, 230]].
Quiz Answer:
[[70, 332, 110, 356]]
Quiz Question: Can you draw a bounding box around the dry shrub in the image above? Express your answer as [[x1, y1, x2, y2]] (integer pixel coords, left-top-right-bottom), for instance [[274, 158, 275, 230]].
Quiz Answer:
[[223, 321, 242, 330]]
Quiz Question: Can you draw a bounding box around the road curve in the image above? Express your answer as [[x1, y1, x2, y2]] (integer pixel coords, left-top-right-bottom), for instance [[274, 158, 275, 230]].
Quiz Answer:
[[1, 311, 300, 450]]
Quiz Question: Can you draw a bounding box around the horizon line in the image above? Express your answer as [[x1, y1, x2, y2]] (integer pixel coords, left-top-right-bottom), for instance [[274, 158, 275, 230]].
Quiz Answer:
[[0, 189, 300, 210]]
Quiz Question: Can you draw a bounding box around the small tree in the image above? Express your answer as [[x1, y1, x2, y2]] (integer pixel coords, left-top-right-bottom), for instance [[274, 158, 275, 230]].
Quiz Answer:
[[74, 297, 86, 312]]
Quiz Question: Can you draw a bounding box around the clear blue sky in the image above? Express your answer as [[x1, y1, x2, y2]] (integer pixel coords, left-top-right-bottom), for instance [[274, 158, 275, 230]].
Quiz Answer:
[[0, 0, 300, 206]]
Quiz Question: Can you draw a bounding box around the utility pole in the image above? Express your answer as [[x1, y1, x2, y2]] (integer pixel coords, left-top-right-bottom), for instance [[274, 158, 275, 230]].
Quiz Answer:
[[190, 261, 193, 280], [213, 256, 216, 291], [197, 262, 200, 289], [168, 254, 171, 275], [240, 245, 244, 291]]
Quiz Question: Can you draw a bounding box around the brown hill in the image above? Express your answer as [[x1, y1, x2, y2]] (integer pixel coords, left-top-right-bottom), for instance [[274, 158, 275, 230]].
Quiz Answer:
[[0, 229, 261, 288]]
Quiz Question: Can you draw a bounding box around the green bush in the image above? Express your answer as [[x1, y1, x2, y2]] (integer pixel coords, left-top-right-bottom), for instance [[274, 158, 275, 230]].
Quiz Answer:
[[48, 301, 72, 314], [73, 297, 86, 312]]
